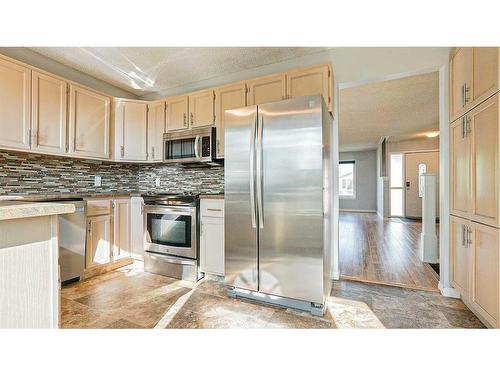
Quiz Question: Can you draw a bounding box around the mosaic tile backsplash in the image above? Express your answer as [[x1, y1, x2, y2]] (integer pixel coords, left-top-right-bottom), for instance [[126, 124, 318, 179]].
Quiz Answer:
[[0, 150, 224, 196]]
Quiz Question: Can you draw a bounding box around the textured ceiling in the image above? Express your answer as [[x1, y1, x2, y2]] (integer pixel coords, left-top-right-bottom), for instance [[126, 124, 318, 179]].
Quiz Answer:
[[29, 47, 330, 96], [339, 71, 439, 152]]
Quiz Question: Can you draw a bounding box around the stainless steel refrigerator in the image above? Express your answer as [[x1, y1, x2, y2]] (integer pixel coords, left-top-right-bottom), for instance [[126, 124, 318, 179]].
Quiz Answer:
[[224, 95, 332, 316]]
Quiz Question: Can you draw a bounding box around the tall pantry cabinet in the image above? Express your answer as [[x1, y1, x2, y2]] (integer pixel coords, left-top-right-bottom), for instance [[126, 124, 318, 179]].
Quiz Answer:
[[449, 47, 500, 328]]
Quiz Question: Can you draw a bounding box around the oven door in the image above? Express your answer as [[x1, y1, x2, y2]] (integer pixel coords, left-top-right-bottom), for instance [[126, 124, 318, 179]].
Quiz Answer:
[[144, 205, 197, 259]]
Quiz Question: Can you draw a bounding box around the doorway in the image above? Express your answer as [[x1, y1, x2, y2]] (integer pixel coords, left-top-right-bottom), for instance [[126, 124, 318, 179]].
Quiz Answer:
[[405, 151, 439, 218], [390, 150, 439, 218]]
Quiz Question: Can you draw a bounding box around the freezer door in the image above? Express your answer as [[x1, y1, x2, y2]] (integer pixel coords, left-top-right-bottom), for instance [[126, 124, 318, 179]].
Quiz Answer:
[[258, 96, 325, 304], [224, 105, 259, 291]]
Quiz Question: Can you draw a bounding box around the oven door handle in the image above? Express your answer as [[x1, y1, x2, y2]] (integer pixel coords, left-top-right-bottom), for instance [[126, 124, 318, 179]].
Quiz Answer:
[[194, 135, 201, 159], [144, 206, 195, 216]]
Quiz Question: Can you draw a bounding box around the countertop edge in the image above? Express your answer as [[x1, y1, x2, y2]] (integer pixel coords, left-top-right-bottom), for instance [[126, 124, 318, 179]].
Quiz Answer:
[[0, 202, 76, 221]]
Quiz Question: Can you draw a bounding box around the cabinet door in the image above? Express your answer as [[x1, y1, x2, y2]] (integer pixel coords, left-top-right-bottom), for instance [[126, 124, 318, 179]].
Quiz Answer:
[[450, 117, 471, 218], [0, 56, 31, 150], [286, 65, 331, 110], [472, 47, 499, 105], [470, 94, 499, 227], [189, 89, 214, 128], [200, 217, 225, 276], [86, 215, 112, 269], [450, 48, 473, 122], [115, 100, 148, 161], [113, 199, 131, 261], [214, 82, 247, 158], [69, 84, 111, 159], [450, 215, 471, 296], [166, 95, 188, 131], [471, 221, 499, 327], [31, 71, 67, 154], [147, 100, 165, 161], [247, 73, 286, 105]]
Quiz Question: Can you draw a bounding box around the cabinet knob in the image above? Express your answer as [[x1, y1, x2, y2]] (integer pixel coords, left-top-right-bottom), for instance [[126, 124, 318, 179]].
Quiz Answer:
[[190, 112, 194, 125], [183, 113, 187, 127]]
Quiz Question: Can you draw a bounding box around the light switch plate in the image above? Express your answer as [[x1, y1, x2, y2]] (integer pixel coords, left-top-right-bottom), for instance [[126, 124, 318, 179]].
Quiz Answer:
[[94, 175, 102, 187], [155, 177, 161, 187]]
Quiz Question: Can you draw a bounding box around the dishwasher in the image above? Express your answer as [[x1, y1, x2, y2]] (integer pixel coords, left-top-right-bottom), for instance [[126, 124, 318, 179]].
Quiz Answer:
[[57, 199, 87, 285]]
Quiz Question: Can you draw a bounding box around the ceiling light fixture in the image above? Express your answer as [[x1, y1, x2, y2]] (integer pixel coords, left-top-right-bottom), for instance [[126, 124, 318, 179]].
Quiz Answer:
[[426, 131, 439, 138]]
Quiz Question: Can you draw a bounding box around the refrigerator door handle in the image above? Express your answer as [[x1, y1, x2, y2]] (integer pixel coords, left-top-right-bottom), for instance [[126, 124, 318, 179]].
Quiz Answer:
[[256, 114, 264, 229], [249, 115, 257, 228]]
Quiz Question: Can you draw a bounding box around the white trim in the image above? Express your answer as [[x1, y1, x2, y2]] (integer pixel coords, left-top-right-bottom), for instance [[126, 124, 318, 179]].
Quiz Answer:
[[438, 282, 460, 299], [331, 270, 340, 280], [340, 209, 376, 213]]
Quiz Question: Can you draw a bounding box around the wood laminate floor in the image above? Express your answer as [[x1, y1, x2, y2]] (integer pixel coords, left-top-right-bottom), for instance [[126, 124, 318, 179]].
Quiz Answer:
[[339, 212, 439, 291]]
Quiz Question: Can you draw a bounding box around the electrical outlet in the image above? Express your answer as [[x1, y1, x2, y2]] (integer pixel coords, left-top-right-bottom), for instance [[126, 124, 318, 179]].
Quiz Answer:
[[94, 175, 102, 187], [155, 177, 161, 187]]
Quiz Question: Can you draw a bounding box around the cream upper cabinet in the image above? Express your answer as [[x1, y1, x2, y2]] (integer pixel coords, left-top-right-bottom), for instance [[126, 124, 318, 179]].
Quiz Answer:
[[147, 100, 166, 161], [114, 99, 148, 161], [31, 71, 67, 155], [247, 73, 286, 105], [0, 56, 31, 151], [450, 47, 500, 122], [450, 215, 471, 297], [450, 48, 473, 122], [86, 214, 112, 269], [470, 221, 499, 328], [214, 82, 247, 158], [472, 48, 499, 104], [286, 64, 332, 111], [450, 116, 471, 218], [166, 95, 189, 131], [189, 89, 215, 128], [112, 198, 131, 261], [470, 94, 499, 227], [69, 84, 111, 159]]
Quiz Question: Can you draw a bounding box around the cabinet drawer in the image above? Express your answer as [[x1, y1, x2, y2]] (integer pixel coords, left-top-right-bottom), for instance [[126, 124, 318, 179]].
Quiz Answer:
[[200, 199, 224, 218], [86, 199, 112, 216]]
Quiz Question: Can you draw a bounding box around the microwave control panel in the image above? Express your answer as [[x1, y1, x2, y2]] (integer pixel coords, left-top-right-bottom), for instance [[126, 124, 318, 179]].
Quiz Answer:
[[201, 136, 211, 157]]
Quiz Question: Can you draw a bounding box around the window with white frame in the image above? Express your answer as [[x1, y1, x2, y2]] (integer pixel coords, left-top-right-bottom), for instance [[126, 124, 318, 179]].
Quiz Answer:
[[339, 160, 355, 198]]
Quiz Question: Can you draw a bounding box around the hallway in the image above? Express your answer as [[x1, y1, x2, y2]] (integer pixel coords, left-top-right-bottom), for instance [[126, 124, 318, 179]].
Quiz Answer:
[[339, 212, 439, 291]]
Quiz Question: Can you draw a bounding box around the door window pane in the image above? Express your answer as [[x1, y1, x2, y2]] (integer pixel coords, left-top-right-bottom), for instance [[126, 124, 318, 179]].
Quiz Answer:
[[339, 161, 355, 198], [418, 163, 427, 198], [390, 189, 403, 216], [390, 153, 403, 188]]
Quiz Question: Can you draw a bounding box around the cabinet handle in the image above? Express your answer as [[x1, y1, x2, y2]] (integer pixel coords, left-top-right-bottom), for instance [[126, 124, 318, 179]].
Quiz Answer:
[[183, 113, 187, 127], [190, 112, 194, 125], [151, 146, 155, 159], [462, 83, 470, 107], [465, 116, 471, 136], [121, 146, 125, 158], [207, 208, 222, 212], [461, 117, 466, 138], [217, 139, 220, 153], [467, 226, 472, 247], [461, 224, 466, 247]]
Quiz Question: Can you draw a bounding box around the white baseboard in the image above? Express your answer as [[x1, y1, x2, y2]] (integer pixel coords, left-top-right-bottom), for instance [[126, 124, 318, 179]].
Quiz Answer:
[[340, 209, 376, 213], [438, 282, 461, 299]]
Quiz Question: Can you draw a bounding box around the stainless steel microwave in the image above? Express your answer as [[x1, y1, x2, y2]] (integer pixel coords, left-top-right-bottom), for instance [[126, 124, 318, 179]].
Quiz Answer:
[[163, 127, 220, 166]]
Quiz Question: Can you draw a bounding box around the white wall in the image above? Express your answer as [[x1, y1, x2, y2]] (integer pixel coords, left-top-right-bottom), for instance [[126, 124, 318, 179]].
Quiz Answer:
[[0, 47, 136, 99]]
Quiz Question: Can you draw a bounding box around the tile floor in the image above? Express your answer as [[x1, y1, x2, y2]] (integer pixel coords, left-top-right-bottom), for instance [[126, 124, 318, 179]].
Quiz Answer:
[[60, 262, 484, 329]]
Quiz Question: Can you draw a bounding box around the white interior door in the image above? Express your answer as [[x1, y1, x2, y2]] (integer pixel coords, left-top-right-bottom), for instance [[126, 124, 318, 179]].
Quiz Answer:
[[405, 151, 439, 218]]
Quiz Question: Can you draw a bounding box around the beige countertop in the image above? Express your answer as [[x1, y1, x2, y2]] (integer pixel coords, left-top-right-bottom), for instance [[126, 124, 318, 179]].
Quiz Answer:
[[0, 192, 143, 202], [0, 201, 76, 221]]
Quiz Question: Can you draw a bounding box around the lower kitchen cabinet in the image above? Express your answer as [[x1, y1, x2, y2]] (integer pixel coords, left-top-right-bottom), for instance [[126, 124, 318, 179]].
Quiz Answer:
[[86, 214, 112, 269], [113, 198, 131, 260], [200, 199, 224, 276], [450, 215, 500, 328]]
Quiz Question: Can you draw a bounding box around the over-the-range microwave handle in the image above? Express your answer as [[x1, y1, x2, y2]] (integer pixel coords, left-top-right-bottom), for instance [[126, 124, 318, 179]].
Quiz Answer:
[[256, 114, 264, 229], [249, 115, 257, 228], [194, 135, 201, 159]]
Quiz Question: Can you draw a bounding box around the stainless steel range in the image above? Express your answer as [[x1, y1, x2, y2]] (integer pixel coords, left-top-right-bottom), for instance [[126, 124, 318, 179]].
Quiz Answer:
[[143, 193, 202, 282]]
